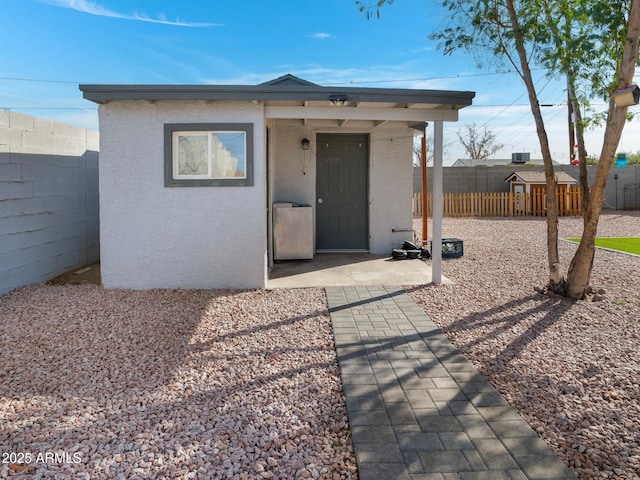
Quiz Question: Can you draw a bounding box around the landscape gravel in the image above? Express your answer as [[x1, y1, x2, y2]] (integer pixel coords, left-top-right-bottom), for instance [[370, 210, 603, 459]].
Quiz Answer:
[[409, 212, 640, 480], [2, 212, 638, 480], [0, 287, 357, 479]]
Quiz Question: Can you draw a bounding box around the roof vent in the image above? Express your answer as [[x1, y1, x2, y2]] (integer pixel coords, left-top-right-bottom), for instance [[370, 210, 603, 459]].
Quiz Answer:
[[512, 152, 530, 164]]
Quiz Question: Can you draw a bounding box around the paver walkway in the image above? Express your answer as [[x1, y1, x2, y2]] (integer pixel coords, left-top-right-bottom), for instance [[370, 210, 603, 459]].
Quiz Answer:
[[326, 286, 577, 480]]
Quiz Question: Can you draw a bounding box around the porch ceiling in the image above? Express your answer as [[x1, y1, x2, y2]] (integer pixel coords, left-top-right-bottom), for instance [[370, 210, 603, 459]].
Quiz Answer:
[[264, 99, 445, 109], [263, 102, 459, 123]]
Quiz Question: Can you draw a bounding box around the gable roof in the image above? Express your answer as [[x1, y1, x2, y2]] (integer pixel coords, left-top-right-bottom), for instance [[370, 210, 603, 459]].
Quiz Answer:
[[259, 74, 319, 87], [505, 171, 576, 184], [79, 74, 475, 124]]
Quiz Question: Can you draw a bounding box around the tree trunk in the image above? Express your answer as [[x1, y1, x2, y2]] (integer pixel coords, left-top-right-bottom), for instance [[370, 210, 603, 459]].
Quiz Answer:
[[505, 0, 563, 290], [565, 0, 640, 299], [565, 100, 630, 298]]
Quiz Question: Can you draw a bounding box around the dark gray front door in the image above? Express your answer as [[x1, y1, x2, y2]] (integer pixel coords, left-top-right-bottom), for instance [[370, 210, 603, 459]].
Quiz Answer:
[[316, 134, 368, 250]]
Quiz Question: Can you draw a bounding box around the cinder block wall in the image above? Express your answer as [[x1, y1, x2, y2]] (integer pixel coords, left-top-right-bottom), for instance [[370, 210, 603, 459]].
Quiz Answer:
[[414, 164, 640, 209], [0, 109, 99, 295]]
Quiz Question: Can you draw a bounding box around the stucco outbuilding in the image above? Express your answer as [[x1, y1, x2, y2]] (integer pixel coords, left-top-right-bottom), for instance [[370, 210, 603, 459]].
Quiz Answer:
[[80, 75, 474, 289]]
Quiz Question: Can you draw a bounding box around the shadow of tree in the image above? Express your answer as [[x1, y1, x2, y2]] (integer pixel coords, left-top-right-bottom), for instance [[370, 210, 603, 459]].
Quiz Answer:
[[405, 285, 574, 374], [328, 287, 577, 478], [0, 285, 355, 478]]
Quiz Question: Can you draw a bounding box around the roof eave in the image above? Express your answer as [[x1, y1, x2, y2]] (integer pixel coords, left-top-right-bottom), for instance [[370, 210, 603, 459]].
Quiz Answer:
[[79, 84, 476, 108]]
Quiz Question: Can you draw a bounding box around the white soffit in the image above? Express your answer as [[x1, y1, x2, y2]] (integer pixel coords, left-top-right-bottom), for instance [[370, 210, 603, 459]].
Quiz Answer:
[[264, 105, 458, 122]]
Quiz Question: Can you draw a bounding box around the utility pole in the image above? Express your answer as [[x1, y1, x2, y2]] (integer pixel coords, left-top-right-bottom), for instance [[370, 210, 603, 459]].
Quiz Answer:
[[568, 88, 576, 164]]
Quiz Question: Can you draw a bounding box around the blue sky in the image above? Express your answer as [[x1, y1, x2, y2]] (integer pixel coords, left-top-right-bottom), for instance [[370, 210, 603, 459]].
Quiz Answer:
[[2, 0, 639, 164]]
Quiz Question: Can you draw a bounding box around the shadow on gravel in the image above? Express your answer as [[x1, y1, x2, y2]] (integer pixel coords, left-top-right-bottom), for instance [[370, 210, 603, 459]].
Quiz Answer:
[[405, 286, 574, 374], [0, 286, 233, 398], [0, 284, 359, 479], [447, 294, 572, 369]]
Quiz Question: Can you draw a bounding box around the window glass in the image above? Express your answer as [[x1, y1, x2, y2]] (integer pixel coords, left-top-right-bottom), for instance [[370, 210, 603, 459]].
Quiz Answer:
[[177, 134, 209, 176], [165, 123, 253, 187], [210, 132, 246, 179]]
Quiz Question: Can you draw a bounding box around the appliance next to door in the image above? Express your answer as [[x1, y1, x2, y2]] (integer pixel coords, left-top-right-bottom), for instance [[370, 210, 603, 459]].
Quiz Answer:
[[273, 202, 314, 261]]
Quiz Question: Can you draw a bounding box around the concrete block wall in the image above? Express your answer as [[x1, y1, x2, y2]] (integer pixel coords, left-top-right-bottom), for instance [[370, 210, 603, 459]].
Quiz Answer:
[[0, 109, 99, 295], [414, 164, 640, 210]]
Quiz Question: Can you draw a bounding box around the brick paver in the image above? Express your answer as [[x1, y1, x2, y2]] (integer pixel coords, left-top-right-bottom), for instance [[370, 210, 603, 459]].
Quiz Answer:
[[326, 286, 577, 480]]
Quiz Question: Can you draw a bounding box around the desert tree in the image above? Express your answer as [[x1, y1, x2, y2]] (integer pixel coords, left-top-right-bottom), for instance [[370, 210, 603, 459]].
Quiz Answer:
[[360, 0, 640, 299]]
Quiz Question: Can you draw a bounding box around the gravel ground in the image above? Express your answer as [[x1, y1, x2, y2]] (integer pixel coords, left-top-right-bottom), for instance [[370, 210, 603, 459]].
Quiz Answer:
[[0, 287, 356, 479], [408, 212, 640, 480], [2, 213, 638, 480]]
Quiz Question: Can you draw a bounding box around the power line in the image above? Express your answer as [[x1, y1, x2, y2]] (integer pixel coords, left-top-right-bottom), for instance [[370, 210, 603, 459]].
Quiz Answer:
[[323, 69, 547, 85], [485, 78, 557, 150], [0, 76, 81, 84], [1, 107, 97, 110], [0, 69, 549, 87]]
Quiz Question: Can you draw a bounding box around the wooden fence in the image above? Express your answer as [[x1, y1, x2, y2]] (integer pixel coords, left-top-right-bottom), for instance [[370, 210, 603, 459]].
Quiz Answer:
[[413, 187, 582, 217]]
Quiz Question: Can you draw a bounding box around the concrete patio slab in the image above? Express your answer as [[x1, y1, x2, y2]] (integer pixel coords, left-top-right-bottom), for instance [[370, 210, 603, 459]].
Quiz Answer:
[[268, 253, 441, 288]]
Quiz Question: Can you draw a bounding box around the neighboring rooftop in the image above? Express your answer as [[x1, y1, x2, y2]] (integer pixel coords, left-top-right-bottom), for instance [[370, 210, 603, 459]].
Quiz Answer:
[[452, 152, 560, 167], [505, 171, 577, 184]]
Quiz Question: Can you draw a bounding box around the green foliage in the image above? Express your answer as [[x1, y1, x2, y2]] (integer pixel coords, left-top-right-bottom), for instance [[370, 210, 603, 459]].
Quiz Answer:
[[359, 0, 640, 298], [356, 0, 394, 19], [618, 151, 640, 165], [587, 151, 640, 165], [533, 0, 630, 100], [428, 0, 631, 104], [429, 1, 516, 69], [360, 0, 635, 105]]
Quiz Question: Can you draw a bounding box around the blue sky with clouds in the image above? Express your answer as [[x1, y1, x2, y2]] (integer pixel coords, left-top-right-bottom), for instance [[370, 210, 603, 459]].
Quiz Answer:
[[2, 0, 639, 163]]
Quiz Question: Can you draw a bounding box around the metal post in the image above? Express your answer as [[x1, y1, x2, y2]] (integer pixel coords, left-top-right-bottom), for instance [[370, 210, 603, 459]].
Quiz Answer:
[[568, 87, 576, 163]]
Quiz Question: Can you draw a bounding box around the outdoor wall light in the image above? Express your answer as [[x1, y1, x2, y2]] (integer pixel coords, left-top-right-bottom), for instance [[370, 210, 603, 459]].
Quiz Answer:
[[301, 138, 310, 150], [329, 94, 349, 106], [611, 84, 640, 107]]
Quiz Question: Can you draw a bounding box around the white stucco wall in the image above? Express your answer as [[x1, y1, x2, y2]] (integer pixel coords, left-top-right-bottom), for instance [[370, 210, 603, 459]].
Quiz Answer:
[[271, 122, 413, 256], [271, 121, 316, 207], [99, 101, 267, 289], [369, 127, 414, 252]]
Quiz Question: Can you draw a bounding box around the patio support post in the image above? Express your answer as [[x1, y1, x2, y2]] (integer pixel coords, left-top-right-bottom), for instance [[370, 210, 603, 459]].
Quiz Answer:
[[432, 121, 444, 284], [421, 126, 428, 245]]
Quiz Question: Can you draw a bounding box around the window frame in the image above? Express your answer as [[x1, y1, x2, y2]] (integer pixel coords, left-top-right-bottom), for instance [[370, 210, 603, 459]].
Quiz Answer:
[[164, 123, 254, 187]]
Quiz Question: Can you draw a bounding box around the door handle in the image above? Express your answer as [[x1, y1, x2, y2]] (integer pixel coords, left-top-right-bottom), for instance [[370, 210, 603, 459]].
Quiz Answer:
[[317, 198, 323, 204]]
